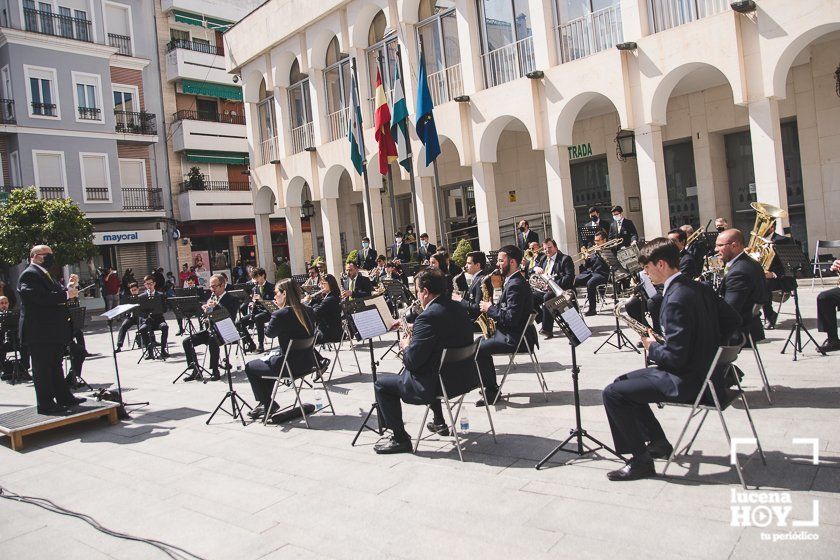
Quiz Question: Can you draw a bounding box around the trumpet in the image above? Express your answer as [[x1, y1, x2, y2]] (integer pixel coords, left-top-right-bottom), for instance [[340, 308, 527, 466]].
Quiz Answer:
[[614, 303, 664, 343], [572, 237, 623, 264], [685, 226, 705, 250]]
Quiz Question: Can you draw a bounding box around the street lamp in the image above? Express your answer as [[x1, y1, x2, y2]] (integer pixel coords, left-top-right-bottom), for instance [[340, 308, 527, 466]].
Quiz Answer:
[[615, 128, 636, 162], [300, 199, 315, 219]]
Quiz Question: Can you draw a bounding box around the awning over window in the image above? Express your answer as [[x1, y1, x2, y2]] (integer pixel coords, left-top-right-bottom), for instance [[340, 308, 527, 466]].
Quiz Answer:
[[180, 79, 242, 101], [185, 150, 249, 165], [173, 10, 232, 31]]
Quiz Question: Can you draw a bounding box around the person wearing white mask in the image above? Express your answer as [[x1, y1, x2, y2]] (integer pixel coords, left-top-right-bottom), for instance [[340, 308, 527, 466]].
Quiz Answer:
[[608, 205, 638, 248], [417, 232, 437, 264], [390, 231, 411, 263], [355, 236, 378, 271]]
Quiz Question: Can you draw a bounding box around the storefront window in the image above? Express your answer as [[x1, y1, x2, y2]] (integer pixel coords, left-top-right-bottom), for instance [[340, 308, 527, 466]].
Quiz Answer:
[[570, 156, 611, 230], [664, 140, 699, 229]]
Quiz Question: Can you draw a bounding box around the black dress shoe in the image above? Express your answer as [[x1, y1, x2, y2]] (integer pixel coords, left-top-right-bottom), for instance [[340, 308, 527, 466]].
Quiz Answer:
[[607, 458, 656, 481], [183, 371, 200, 382], [373, 437, 412, 454], [820, 338, 840, 353], [114, 347, 122, 354], [426, 421, 450, 436], [245, 343, 256, 353], [37, 404, 66, 415], [476, 389, 500, 407], [248, 405, 265, 420], [585, 309, 597, 317], [58, 396, 86, 407], [209, 370, 221, 381], [543, 332, 554, 339], [318, 357, 331, 372], [646, 439, 674, 460], [256, 346, 265, 354]]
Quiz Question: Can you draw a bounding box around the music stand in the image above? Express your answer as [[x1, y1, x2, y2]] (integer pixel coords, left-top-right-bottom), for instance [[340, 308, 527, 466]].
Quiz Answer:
[[577, 225, 599, 248], [616, 246, 642, 275], [206, 316, 252, 425], [173, 305, 227, 384], [169, 295, 201, 337], [135, 295, 166, 362], [0, 312, 27, 385], [66, 306, 93, 391], [594, 251, 639, 354], [349, 305, 391, 446], [537, 296, 625, 468], [775, 244, 826, 360], [100, 304, 148, 418], [702, 231, 719, 253]]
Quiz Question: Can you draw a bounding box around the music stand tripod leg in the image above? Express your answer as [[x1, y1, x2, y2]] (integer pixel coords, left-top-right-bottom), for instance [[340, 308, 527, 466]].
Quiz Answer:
[[351, 339, 385, 446], [207, 344, 252, 425]]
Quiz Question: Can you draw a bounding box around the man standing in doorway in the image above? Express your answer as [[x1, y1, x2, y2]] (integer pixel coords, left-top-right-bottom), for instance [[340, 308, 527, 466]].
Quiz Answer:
[[516, 220, 539, 251]]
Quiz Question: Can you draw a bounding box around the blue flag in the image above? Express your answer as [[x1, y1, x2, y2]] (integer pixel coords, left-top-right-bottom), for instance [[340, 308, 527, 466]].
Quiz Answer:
[[414, 50, 440, 166]]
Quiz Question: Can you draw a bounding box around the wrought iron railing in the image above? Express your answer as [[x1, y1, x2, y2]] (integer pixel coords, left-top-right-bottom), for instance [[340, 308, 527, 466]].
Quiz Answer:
[[23, 8, 92, 42], [648, 0, 730, 33], [78, 106, 101, 120], [115, 110, 156, 135], [172, 109, 246, 125], [290, 122, 315, 154], [180, 179, 250, 192], [0, 99, 14, 124], [122, 187, 163, 210], [481, 36, 536, 88], [31, 102, 57, 117], [426, 64, 464, 106], [85, 187, 110, 201], [108, 33, 132, 56], [165, 39, 222, 56], [557, 5, 624, 63], [39, 187, 65, 199]]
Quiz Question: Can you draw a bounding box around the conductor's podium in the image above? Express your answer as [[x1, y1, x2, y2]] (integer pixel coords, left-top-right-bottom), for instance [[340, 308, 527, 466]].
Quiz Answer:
[[0, 401, 119, 451]]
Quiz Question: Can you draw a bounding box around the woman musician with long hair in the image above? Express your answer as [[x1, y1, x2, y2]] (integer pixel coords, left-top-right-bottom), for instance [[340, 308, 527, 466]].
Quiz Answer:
[[306, 274, 343, 345]]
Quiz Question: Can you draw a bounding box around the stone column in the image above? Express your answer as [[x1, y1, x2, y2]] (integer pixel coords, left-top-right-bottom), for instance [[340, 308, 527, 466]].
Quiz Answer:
[[527, 0, 557, 70], [308, 68, 327, 146], [285, 206, 306, 275], [455, 0, 483, 92], [319, 197, 343, 276], [363, 182, 387, 256], [748, 97, 789, 225], [415, 175, 440, 245], [634, 123, 669, 238], [254, 213, 275, 278], [471, 161, 501, 251], [544, 145, 578, 256]]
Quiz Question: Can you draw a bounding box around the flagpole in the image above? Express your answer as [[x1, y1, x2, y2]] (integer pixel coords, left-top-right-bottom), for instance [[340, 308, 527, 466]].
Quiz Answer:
[[396, 44, 421, 241], [431, 159, 447, 251], [377, 52, 398, 246], [351, 58, 375, 242]]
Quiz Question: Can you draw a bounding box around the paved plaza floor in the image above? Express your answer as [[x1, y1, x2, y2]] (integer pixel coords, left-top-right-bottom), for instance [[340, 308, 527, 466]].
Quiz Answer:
[[1, 285, 838, 559]]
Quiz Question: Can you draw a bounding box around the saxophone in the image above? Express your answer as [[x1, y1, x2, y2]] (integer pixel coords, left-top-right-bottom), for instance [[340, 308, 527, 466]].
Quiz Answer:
[[613, 303, 664, 343], [475, 271, 499, 339]]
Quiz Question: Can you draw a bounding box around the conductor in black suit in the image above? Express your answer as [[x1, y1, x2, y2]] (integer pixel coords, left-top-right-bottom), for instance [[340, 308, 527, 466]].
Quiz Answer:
[[451, 251, 487, 320], [341, 262, 373, 300], [475, 245, 537, 406], [373, 269, 475, 454], [602, 239, 741, 481], [355, 237, 378, 271], [715, 229, 768, 345], [574, 230, 611, 316], [532, 238, 575, 339], [182, 274, 240, 381], [17, 245, 84, 414], [515, 220, 539, 251], [608, 205, 639, 248]]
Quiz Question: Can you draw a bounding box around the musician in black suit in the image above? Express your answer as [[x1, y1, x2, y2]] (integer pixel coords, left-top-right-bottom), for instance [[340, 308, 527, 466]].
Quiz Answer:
[[114, 282, 141, 351], [602, 239, 741, 481], [715, 228, 768, 345], [416, 233, 437, 263], [585, 207, 611, 236], [390, 232, 412, 263], [341, 262, 373, 300], [182, 274, 240, 381], [475, 245, 537, 406], [761, 223, 796, 329], [680, 225, 708, 272], [17, 245, 84, 414], [355, 237, 378, 271], [307, 274, 343, 344], [452, 251, 487, 321], [373, 269, 475, 454], [0, 296, 30, 380], [238, 267, 274, 353], [515, 220, 540, 250], [816, 260, 840, 353], [608, 205, 639, 248], [532, 239, 575, 339], [574, 230, 611, 316], [243, 279, 318, 421], [137, 275, 170, 359]]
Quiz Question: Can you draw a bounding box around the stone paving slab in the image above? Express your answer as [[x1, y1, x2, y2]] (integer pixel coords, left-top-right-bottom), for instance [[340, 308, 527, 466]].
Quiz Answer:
[[0, 286, 838, 559]]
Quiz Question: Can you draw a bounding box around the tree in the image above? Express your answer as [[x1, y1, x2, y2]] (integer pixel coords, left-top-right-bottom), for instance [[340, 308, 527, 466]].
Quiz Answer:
[[345, 249, 358, 265], [0, 187, 97, 267], [451, 238, 473, 267], [187, 166, 205, 190]]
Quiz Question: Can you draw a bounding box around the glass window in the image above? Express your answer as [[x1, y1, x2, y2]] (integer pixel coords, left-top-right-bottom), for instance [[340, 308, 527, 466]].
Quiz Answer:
[[76, 83, 96, 108], [257, 96, 276, 143], [113, 88, 135, 112], [30, 76, 54, 115], [368, 11, 387, 46]]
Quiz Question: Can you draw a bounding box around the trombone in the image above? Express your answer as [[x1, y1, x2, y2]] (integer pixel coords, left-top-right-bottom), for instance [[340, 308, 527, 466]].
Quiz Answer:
[[572, 237, 623, 264]]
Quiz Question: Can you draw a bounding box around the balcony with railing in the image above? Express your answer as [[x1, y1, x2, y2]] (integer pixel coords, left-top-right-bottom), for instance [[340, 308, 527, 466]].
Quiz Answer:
[[115, 110, 157, 135], [172, 109, 246, 125], [180, 177, 250, 192], [165, 39, 222, 57], [122, 187, 163, 210], [78, 106, 101, 121], [38, 187, 65, 199], [648, 0, 730, 33], [108, 33, 132, 56], [84, 186, 110, 201], [0, 100, 14, 124], [426, 64, 464, 106], [481, 36, 536, 88], [290, 122, 315, 154], [31, 102, 57, 117], [259, 137, 281, 165], [326, 107, 350, 143], [557, 5, 624, 63], [23, 8, 92, 42]]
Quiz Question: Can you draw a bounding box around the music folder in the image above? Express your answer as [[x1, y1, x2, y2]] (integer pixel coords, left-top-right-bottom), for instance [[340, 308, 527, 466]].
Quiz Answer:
[[213, 317, 241, 345], [351, 307, 389, 340], [544, 295, 591, 346], [100, 304, 139, 322]]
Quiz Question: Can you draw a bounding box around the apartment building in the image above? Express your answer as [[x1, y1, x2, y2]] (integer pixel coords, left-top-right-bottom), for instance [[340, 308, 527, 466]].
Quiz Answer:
[[224, 0, 840, 277], [0, 0, 173, 282]]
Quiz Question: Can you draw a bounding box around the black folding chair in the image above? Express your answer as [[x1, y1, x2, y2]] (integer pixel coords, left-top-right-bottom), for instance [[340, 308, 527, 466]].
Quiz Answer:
[[748, 303, 772, 404], [494, 312, 547, 404]]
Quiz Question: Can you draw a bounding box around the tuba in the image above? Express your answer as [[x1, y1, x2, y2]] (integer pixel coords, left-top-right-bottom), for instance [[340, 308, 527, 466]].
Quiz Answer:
[[475, 269, 503, 338], [746, 202, 787, 271]]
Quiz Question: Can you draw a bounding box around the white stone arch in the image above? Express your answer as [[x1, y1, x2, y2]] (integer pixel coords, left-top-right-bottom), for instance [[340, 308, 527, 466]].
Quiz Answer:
[[348, 0, 390, 49], [416, 133, 461, 177], [308, 26, 343, 71], [477, 115, 537, 163], [284, 176, 309, 208], [241, 63, 269, 104], [253, 185, 276, 215], [769, 22, 840, 99], [271, 49, 301, 88], [649, 62, 737, 126], [398, 0, 423, 24], [554, 91, 625, 147], [321, 163, 354, 199]]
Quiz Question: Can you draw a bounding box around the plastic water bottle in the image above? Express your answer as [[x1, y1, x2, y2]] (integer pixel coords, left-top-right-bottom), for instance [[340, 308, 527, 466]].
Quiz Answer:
[[315, 395, 323, 411], [459, 413, 469, 434]]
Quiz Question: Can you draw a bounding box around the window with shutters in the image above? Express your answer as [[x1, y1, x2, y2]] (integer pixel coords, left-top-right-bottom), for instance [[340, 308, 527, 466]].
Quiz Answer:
[[80, 152, 111, 202], [32, 150, 67, 199]]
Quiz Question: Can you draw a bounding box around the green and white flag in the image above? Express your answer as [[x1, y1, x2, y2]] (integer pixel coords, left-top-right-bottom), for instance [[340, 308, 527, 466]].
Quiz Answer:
[[348, 61, 365, 175], [390, 62, 411, 173]]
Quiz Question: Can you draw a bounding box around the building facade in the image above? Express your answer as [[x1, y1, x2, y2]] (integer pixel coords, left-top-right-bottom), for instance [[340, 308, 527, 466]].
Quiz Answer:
[[224, 0, 840, 277], [153, 0, 298, 281], [0, 0, 175, 284]]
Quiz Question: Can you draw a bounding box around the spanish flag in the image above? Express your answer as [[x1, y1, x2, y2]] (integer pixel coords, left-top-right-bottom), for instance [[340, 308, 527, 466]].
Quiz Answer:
[[373, 68, 398, 176]]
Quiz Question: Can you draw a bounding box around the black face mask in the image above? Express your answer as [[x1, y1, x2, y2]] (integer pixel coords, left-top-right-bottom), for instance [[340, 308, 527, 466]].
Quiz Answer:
[[716, 226, 725, 232], [518, 226, 525, 232], [589, 215, 597, 221], [42, 253, 55, 269]]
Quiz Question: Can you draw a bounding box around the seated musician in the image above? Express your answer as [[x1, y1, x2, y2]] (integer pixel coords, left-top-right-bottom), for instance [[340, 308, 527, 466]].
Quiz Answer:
[[475, 245, 537, 406], [522, 241, 542, 275], [114, 281, 141, 352], [372, 269, 475, 454], [715, 229, 768, 346], [341, 262, 373, 300], [680, 224, 707, 272], [183, 274, 239, 381], [429, 251, 457, 297], [137, 275, 170, 359], [760, 221, 796, 329], [243, 279, 318, 422], [372, 255, 388, 283], [0, 296, 30, 380], [574, 230, 610, 316], [302, 265, 321, 290], [308, 274, 343, 345], [451, 251, 487, 320], [602, 239, 741, 481], [238, 267, 274, 354], [382, 261, 402, 282], [817, 259, 840, 353], [626, 228, 699, 333], [532, 238, 575, 339]]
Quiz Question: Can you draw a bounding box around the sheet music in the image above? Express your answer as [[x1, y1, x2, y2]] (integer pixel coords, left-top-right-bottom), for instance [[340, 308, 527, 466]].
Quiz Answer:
[[638, 271, 658, 298], [367, 295, 394, 326], [352, 308, 389, 340], [100, 304, 138, 321], [214, 317, 241, 344], [561, 307, 591, 344]]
